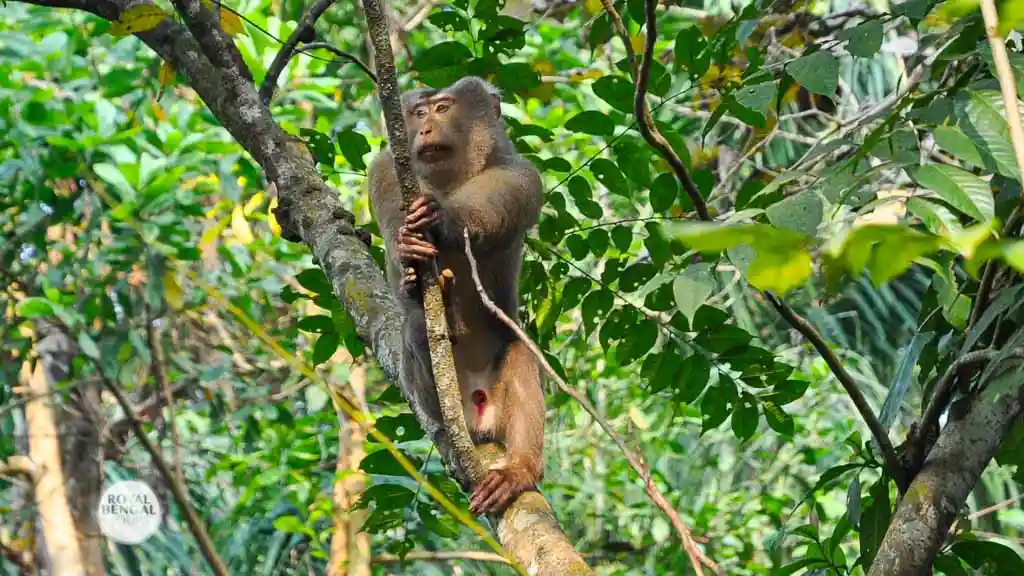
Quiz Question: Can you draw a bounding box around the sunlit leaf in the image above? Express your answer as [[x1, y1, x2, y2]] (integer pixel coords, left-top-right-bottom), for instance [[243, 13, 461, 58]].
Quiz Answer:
[[673, 262, 714, 324], [109, 5, 170, 36], [231, 204, 255, 244], [908, 164, 994, 222]]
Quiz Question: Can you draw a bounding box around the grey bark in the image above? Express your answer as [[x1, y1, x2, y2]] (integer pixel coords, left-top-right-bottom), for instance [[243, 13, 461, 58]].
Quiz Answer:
[[869, 367, 1024, 575]]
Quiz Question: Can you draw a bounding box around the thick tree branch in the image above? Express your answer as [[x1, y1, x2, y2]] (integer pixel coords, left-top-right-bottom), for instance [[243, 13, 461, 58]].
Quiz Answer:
[[463, 229, 715, 576], [766, 294, 906, 490], [869, 369, 1024, 575], [259, 0, 336, 105], [168, 0, 252, 79], [637, 0, 710, 221]]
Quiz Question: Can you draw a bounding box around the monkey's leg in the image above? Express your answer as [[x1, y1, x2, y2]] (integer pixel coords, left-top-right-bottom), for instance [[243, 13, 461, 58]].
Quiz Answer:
[[468, 341, 545, 515]]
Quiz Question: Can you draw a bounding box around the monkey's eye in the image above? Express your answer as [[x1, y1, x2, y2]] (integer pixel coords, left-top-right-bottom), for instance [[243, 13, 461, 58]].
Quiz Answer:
[[435, 103, 450, 114], [414, 107, 427, 119]]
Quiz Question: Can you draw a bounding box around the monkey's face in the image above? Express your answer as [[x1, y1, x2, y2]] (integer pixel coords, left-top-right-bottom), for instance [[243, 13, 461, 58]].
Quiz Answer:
[[407, 95, 464, 173]]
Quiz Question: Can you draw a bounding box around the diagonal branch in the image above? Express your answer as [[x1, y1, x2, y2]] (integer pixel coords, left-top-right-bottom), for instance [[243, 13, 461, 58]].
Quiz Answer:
[[260, 0, 336, 105], [97, 368, 229, 576], [766, 293, 906, 490], [463, 228, 719, 576], [168, 0, 252, 80]]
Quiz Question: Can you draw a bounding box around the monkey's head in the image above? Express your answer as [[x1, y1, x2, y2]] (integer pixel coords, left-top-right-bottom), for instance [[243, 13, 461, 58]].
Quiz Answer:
[[402, 76, 506, 184]]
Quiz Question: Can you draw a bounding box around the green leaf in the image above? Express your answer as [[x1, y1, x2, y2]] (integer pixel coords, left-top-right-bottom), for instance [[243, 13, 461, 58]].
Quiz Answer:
[[592, 75, 635, 114], [787, 51, 839, 96], [730, 392, 759, 441], [566, 234, 589, 260], [650, 173, 678, 213], [859, 477, 892, 569], [588, 229, 610, 257], [336, 129, 371, 171], [908, 164, 995, 222], [312, 332, 339, 366], [93, 162, 138, 202], [934, 553, 970, 576], [611, 225, 633, 252], [880, 332, 932, 434], [17, 297, 55, 319], [273, 515, 308, 534], [765, 190, 823, 237], [644, 222, 670, 267], [673, 263, 715, 325], [565, 110, 616, 137], [906, 196, 965, 235], [418, 502, 461, 538], [675, 26, 710, 77], [934, 125, 986, 168], [77, 332, 101, 360], [955, 90, 1021, 180], [952, 540, 1024, 575], [676, 354, 711, 403], [296, 268, 333, 295], [580, 289, 614, 334], [359, 449, 420, 476], [840, 20, 883, 58], [301, 129, 334, 166], [734, 82, 776, 115], [762, 401, 795, 436], [496, 62, 541, 91], [411, 41, 473, 71], [297, 315, 335, 333], [590, 158, 630, 195]]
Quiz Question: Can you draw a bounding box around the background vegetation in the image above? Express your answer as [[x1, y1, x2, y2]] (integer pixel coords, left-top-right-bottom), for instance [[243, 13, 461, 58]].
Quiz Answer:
[[1, 0, 1023, 574]]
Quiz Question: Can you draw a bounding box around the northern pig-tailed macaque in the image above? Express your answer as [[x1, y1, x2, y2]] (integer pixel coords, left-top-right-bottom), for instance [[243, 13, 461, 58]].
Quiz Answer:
[[368, 76, 546, 515]]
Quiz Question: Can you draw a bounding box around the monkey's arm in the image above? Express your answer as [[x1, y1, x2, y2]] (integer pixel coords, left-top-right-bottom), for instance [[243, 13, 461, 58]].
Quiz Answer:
[[433, 162, 543, 252], [367, 150, 406, 258]]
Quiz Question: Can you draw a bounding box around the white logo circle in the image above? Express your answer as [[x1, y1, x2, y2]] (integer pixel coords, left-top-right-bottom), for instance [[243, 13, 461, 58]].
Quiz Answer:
[[97, 480, 162, 544]]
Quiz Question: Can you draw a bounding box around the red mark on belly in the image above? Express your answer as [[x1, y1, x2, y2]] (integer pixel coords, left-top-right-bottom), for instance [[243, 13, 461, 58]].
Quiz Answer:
[[472, 389, 488, 421]]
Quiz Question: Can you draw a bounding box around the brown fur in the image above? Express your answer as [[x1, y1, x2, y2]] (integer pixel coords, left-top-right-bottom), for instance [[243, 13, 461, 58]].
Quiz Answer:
[[368, 76, 546, 514]]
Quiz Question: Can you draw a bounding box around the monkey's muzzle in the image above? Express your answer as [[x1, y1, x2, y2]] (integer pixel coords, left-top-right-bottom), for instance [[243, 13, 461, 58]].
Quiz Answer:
[[415, 144, 454, 162]]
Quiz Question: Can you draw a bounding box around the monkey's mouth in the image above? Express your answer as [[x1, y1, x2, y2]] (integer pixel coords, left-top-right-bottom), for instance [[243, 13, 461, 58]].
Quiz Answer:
[[416, 144, 454, 162]]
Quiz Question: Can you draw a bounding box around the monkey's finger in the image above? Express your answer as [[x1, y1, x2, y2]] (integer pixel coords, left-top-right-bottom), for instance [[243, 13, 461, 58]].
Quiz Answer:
[[409, 196, 436, 212], [405, 210, 439, 231], [475, 480, 513, 514], [469, 472, 505, 513], [398, 247, 437, 262], [401, 235, 436, 251]]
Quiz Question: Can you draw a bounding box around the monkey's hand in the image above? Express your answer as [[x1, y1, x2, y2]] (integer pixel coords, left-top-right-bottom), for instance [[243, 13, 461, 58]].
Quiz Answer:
[[397, 227, 437, 263], [404, 195, 441, 234], [468, 460, 538, 515]]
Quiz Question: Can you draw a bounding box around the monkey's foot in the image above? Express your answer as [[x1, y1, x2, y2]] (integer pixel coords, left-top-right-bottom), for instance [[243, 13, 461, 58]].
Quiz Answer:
[[397, 227, 437, 262], [404, 195, 441, 233], [400, 267, 419, 297], [468, 464, 538, 515], [439, 268, 455, 292]]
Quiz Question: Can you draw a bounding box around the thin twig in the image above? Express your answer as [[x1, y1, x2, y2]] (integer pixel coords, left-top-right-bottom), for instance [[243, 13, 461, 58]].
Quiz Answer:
[[600, 0, 637, 78], [463, 228, 721, 576], [765, 293, 906, 491], [373, 550, 510, 564], [294, 42, 377, 84], [919, 348, 1024, 438], [145, 308, 184, 488], [636, 0, 710, 221], [260, 0, 337, 105], [98, 370, 229, 576]]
